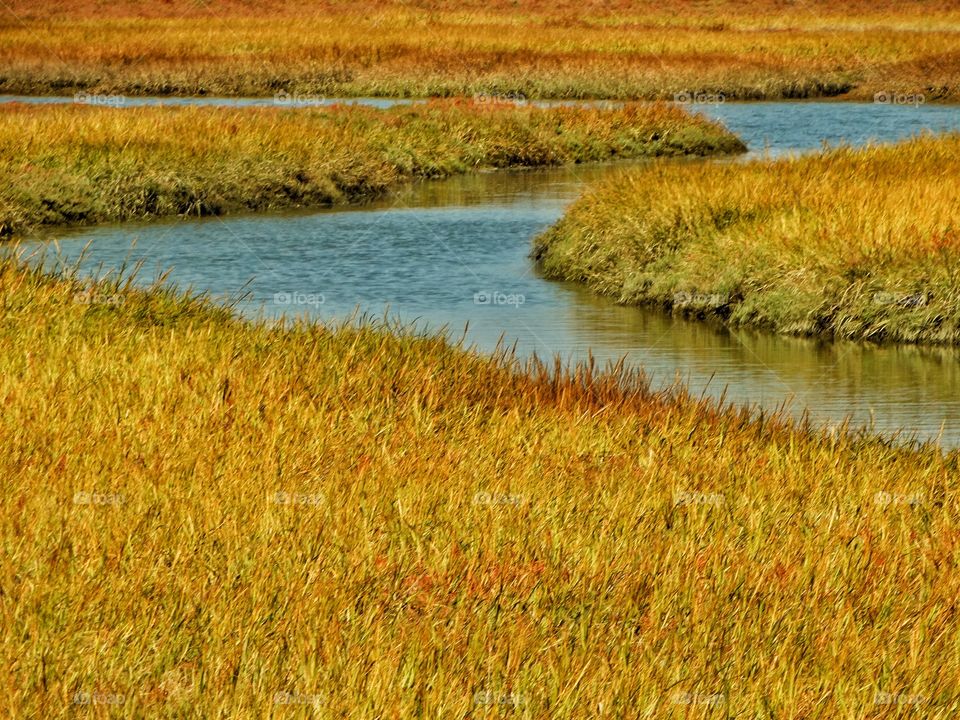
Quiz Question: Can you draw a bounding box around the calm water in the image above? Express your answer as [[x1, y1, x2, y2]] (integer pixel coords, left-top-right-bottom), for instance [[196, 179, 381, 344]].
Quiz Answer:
[[22, 101, 960, 446]]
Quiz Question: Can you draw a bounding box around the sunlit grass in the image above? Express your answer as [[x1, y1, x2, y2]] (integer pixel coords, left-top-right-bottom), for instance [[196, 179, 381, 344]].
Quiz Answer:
[[535, 132, 960, 345], [0, 99, 743, 236], [1, 0, 959, 100], [4, 3, 960, 716], [2, 252, 959, 717]]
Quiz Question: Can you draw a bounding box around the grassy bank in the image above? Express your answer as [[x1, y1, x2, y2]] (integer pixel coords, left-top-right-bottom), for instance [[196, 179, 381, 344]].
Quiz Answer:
[[2, 0, 960, 101], [3, 254, 960, 717], [535, 133, 960, 346], [0, 100, 743, 237]]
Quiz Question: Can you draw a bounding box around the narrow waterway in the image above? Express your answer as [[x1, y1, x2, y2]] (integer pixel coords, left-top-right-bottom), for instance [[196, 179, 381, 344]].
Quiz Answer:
[[21, 100, 960, 446]]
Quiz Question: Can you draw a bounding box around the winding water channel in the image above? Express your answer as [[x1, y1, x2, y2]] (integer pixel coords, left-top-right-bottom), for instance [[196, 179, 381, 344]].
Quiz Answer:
[[18, 99, 960, 447]]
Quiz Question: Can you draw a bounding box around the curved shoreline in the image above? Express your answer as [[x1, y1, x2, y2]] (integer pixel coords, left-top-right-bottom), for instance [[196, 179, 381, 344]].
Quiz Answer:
[[0, 100, 744, 239], [534, 133, 960, 347], [3, 246, 959, 717]]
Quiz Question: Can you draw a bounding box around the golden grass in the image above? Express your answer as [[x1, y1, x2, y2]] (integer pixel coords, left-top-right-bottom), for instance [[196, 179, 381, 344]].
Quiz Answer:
[[2, 1, 960, 100], [535, 132, 960, 345], [8, 0, 960, 19], [2, 251, 960, 717], [0, 100, 743, 236], [3, 6, 960, 714]]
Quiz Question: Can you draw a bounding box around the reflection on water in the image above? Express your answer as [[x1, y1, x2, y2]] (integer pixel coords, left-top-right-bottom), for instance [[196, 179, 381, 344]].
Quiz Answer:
[[20, 101, 960, 447], [557, 287, 960, 444]]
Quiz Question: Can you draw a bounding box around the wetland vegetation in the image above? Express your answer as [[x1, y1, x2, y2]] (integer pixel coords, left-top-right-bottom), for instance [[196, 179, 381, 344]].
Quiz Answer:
[[0, 100, 743, 237], [5, 1, 960, 717], [535, 133, 960, 345]]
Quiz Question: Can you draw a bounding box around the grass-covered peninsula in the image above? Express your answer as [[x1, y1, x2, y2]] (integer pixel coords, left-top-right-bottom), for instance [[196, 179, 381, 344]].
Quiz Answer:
[[0, 100, 744, 237], [535, 133, 960, 346]]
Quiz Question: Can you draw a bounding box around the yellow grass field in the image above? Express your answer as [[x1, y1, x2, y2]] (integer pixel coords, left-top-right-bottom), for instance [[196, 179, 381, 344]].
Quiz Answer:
[[5, 3, 960, 717], [2, 253, 959, 717], [1, 0, 959, 101]]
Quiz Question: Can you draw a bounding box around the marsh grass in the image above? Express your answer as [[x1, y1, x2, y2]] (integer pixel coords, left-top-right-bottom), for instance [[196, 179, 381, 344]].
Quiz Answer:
[[2, 0, 960, 101], [3, 251, 960, 717], [0, 100, 744, 237], [535, 133, 960, 346]]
